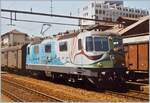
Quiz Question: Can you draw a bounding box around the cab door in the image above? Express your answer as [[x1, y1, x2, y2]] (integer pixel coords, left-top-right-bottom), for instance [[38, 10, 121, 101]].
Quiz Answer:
[[77, 38, 83, 65]]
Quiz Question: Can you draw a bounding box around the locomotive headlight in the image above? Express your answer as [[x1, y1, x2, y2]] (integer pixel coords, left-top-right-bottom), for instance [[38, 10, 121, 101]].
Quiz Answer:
[[101, 72, 106, 75], [111, 55, 115, 60], [97, 62, 103, 67], [126, 71, 129, 74], [122, 63, 125, 66]]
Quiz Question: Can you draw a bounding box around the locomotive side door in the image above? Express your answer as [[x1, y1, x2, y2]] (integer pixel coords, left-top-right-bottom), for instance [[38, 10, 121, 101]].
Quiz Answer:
[[77, 38, 83, 65]]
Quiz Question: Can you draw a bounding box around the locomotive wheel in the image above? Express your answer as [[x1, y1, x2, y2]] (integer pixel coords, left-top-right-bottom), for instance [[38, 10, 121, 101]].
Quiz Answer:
[[87, 77, 105, 91]]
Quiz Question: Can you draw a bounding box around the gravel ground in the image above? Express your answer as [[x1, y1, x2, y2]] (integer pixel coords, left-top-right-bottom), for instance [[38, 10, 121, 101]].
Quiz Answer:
[[1, 73, 146, 102], [1, 94, 13, 102]]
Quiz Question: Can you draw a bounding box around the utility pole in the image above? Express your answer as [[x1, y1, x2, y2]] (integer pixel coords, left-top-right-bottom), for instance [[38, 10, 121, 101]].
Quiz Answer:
[[50, 0, 53, 15], [78, 8, 80, 28], [7, 12, 15, 26]]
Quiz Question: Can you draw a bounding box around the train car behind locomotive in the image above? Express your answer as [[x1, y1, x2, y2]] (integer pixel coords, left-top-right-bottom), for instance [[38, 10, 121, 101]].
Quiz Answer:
[[1, 45, 27, 71], [123, 34, 149, 81]]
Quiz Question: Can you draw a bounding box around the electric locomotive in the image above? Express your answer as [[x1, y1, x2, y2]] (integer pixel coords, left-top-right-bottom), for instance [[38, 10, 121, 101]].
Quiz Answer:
[[26, 30, 126, 88]]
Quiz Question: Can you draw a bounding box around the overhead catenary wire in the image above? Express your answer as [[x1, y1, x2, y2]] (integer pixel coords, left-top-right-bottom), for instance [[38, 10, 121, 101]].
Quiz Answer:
[[1, 9, 118, 24], [1, 16, 83, 26]]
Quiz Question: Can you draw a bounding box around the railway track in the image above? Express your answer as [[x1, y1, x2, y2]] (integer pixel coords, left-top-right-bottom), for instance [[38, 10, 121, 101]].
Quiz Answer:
[[2, 88, 25, 102], [106, 90, 149, 101], [1, 78, 64, 102]]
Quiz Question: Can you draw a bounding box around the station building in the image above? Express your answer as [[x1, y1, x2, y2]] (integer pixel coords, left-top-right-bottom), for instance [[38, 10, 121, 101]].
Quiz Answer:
[[1, 29, 29, 47]]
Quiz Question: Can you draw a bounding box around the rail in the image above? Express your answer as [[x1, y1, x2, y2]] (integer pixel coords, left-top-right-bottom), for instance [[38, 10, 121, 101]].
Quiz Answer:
[[2, 88, 25, 102], [105, 90, 149, 101], [2, 78, 64, 102]]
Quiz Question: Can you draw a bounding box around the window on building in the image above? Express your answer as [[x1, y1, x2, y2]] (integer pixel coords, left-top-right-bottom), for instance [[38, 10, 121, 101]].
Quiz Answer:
[[131, 9, 134, 12], [92, 3, 94, 7], [4, 53, 7, 59], [27, 47, 30, 55], [95, 16, 98, 19], [34, 46, 39, 54], [129, 14, 131, 17], [95, 9, 98, 14], [135, 15, 138, 18], [99, 10, 102, 14], [117, 7, 121, 10], [99, 4, 101, 8], [45, 44, 51, 53], [135, 10, 138, 13], [14, 53, 17, 59], [78, 39, 82, 50], [59, 41, 67, 51], [103, 10, 105, 14], [147, 11, 149, 15], [106, 5, 108, 8]]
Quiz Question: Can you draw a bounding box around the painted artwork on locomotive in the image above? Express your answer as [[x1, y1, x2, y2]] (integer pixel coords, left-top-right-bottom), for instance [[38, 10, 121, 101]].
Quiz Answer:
[[26, 31, 125, 69]]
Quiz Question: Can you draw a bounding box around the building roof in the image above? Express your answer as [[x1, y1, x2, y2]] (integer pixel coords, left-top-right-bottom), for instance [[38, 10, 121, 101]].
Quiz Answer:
[[117, 16, 139, 26], [119, 16, 149, 36], [104, 25, 124, 34], [1, 29, 28, 37]]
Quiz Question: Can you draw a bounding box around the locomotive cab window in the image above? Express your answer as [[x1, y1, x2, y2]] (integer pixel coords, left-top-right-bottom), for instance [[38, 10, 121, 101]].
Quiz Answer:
[[34, 46, 39, 54], [86, 36, 93, 51], [45, 44, 51, 53], [94, 37, 109, 51], [59, 41, 67, 51], [78, 39, 82, 50], [86, 36, 109, 52]]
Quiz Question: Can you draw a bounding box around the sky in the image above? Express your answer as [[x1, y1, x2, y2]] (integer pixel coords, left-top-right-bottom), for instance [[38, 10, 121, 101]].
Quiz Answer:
[[1, 0, 150, 36]]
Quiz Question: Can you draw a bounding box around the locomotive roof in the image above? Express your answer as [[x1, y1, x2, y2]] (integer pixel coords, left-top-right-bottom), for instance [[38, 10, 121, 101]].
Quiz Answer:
[[81, 30, 120, 36], [41, 38, 57, 44], [57, 30, 120, 40]]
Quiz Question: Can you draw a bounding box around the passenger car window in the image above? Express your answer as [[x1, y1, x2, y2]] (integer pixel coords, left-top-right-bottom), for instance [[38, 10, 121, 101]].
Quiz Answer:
[[59, 41, 67, 51], [45, 44, 51, 53]]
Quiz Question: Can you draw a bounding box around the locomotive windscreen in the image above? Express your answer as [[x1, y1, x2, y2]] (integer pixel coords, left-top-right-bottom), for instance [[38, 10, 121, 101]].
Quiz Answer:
[[86, 36, 109, 51]]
